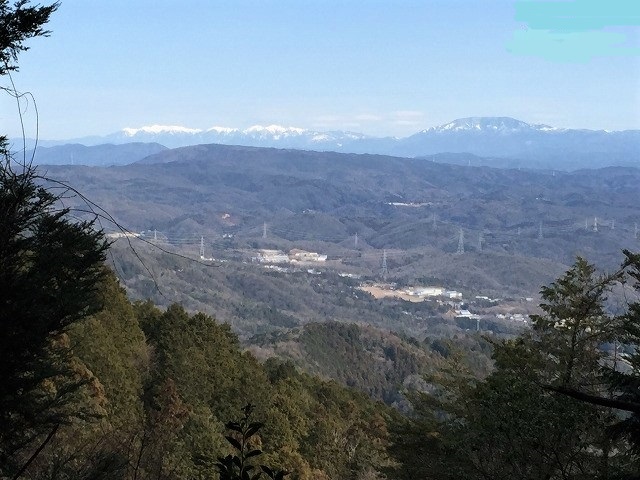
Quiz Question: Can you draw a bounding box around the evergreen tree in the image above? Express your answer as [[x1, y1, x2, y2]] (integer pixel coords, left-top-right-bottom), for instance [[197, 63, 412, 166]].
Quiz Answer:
[[0, 0, 58, 76], [393, 256, 640, 479], [0, 2, 109, 474], [0, 144, 109, 472]]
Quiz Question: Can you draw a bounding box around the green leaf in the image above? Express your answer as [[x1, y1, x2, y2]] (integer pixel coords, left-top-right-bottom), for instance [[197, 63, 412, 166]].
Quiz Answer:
[[246, 449, 262, 458], [226, 421, 243, 432], [225, 435, 243, 451], [246, 423, 264, 438]]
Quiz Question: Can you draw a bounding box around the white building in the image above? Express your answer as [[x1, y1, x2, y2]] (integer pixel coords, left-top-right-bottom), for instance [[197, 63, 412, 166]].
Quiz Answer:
[[289, 249, 328, 263], [257, 249, 289, 264], [444, 290, 463, 299]]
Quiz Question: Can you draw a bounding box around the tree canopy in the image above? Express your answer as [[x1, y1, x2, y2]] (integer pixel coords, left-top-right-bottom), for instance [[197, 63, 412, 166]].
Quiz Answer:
[[0, 0, 58, 76]]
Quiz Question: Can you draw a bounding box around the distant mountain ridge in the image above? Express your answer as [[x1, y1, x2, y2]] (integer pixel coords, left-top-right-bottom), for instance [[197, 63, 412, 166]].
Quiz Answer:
[[107, 123, 370, 149], [14, 142, 168, 166], [17, 117, 640, 170], [420, 117, 558, 133]]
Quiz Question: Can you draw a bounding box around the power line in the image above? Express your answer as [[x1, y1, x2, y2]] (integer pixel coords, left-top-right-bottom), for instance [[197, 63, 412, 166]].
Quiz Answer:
[[457, 229, 464, 255], [380, 249, 388, 280]]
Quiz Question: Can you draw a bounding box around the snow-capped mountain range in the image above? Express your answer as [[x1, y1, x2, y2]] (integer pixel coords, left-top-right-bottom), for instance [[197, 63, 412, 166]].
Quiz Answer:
[[112, 117, 567, 146], [19, 117, 640, 170], [420, 117, 560, 133], [110, 123, 369, 148]]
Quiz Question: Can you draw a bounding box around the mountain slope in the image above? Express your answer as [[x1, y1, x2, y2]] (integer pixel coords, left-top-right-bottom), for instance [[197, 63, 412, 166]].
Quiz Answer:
[[249, 321, 444, 405]]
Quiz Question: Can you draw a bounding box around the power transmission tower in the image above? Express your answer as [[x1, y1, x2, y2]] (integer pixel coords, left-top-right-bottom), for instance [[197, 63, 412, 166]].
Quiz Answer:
[[262, 222, 267, 239], [200, 236, 205, 259], [456, 229, 464, 255], [538, 222, 543, 239], [432, 213, 437, 229], [593, 217, 598, 232], [585, 218, 589, 230], [635, 223, 638, 239], [381, 250, 388, 280], [355, 232, 358, 248]]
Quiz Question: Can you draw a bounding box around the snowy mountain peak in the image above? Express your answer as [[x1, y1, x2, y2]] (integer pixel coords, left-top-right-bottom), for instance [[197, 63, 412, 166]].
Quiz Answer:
[[206, 126, 239, 134], [533, 124, 562, 132], [243, 125, 307, 136], [123, 125, 203, 136], [430, 117, 535, 133]]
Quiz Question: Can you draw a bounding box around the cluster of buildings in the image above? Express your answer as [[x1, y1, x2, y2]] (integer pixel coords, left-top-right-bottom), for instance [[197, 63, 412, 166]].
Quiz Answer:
[[404, 286, 463, 299], [106, 232, 141, 239], [496, 313, 530, 323], [253, 248, 328, 264]]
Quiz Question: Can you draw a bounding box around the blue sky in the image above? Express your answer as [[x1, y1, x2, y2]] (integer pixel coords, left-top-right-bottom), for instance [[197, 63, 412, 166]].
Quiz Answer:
[[1, 0, 639, 139]]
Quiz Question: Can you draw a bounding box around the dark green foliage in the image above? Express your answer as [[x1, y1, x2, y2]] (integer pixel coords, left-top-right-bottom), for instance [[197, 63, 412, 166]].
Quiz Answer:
[[567, 251, 640, 453], [70, 273, 147, 421], [216, 404, 288, 480], [127, 303, 395, 479], [0, 161, 108, 470], [393, 255, 640, 479], [142, 303, 269, 420], [0, 2, 104, 473], [256, 321, 442, 405], [0, 0, 58, 75]]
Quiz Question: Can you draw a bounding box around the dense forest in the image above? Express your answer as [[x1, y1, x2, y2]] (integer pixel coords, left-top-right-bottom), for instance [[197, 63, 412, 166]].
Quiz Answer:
[[3, 3, 640, 479]]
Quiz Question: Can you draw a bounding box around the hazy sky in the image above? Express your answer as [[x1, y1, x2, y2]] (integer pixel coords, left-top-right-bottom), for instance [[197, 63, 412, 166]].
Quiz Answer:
[[1, 0, 639, 139]]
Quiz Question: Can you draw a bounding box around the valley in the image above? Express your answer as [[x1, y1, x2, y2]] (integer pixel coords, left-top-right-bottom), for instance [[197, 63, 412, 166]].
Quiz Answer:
[[39, 143, 639, 351]]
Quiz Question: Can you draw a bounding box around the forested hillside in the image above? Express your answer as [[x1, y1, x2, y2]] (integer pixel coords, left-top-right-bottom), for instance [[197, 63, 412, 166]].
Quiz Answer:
[[4, 271, 397, 478]]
